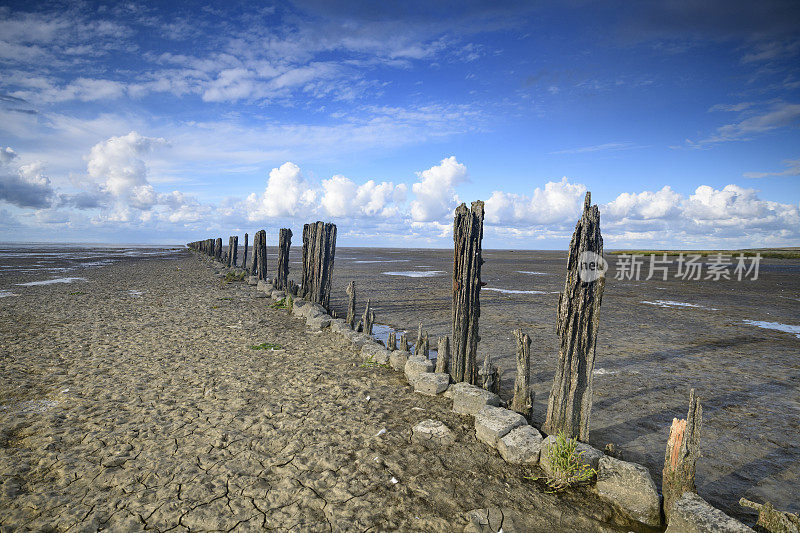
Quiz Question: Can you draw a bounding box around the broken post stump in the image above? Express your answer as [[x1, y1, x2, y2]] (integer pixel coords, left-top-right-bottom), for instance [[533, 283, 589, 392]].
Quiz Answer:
[[435, 336, 450, 374], [451, 200, 485, 385], [300, 221, 337, 309], [400, 333, 409, 352], [387, 332, 397, 351], [276, 228, 292, 290], [544, 192, 604, 441], [663, 389, 702, 522], [423, 333, 429, 357], [346, 281, 356, 329], [362, 299, 373, 335], [511, 330, 533, 420], [479, 353, 500, 395], [414, 324, 423, 354]]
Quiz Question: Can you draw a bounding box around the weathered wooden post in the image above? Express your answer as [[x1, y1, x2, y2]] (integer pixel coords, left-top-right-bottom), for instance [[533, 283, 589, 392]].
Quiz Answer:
[[231, 236, 238, 267], [346, 281, 356, 329], [400, 333, 409, 352], [544, 192, 604, 441], [251, 230, 267, 280], [663, 389, 702, 522], [414, 324, 424, 354], [300, 221, 337, 309], [276, 228, 292, 290], [242, 233, 249, 270], [435, 336, 450, 374], [387, 332, 397, 351], [480, 353, 500, 394], [362, 298, 374, 335], [511, 330, 533, 420], [422, 333, 429, 357], [451, 201, 484, 384], [215, 238, 223, 261]]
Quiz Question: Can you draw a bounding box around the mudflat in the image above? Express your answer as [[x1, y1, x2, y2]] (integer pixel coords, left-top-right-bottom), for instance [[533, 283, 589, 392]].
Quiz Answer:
[[318, 247, 799, 523], [1, 251, 637, 532]]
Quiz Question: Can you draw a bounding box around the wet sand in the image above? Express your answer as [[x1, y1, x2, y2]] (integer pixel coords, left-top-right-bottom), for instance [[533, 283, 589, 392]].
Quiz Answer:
[[1, 251, 639, 532], [316, 247, 799, 523]]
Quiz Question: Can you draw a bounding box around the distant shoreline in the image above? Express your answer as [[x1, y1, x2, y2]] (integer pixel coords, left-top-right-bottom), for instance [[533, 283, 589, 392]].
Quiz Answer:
[[608, 248, 800, 259]]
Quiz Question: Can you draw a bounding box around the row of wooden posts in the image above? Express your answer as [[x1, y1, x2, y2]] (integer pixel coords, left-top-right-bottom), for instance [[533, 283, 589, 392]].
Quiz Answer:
[[187, 192, 699, 518]]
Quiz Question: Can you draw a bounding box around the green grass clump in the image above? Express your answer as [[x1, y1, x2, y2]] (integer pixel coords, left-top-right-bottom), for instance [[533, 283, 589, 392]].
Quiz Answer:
[[543, 432, 597, 492], [270, 298, 288, 309], [360, 355, 391, 369], [250, 342, 282, 350], [223, 271, 246, 283]]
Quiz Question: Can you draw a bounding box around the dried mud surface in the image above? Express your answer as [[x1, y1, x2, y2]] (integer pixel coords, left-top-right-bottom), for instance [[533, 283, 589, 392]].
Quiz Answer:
[[0, 252, 635, 532]]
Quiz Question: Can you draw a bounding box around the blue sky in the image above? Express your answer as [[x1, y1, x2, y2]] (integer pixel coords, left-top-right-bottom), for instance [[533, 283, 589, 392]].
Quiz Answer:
[[0, 0, 798, 248]]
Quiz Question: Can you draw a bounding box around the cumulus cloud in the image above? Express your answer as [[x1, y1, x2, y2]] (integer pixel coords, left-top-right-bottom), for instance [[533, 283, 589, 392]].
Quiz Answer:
[[245, 162, 317, 220], [409, 156, 468, 222], [484, 177, 587, 226], [0, 147, 54, 208], [604, 186, 682, 220], [321, 176, 405, 218]]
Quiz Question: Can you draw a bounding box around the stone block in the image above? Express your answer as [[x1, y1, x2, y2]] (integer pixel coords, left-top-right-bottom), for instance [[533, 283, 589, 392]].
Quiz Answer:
[[329, 318, 350, 334], [256, 280, 269, 292], [411, 373, 450, 396], [306, 315, 330, 330], [361, 343, 390, 365], [595, 456, 661, 528], [389, 350, 409, 371], [270, 290, 285, 301], [411, 419, 455, 448], [247, 276, 258, 286], [474, 406, 527, 448], [666, 492, 754, 533], [450, 382, 501, 416], [404, 355, 434, 382], [497, 425, 543, 465]]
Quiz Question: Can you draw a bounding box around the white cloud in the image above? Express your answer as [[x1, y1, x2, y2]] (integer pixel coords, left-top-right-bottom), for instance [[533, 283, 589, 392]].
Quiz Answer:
[[485, 177, 587, 226], [245, 162, 317, 220], [409, 156, 467, 222], [692, 102, 800, 145], [604, 186, 682, 220], [0, 147, 54, 208], [321, 176, 405, 218], [743, 157, 800, 178]]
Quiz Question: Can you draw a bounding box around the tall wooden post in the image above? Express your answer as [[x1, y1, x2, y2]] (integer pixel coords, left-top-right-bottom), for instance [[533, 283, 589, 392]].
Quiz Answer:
[[362, 298, 373, 335], [451, 201, 484, 385], [276, 228, 292, 290], [511, 330, 533, 420], [251, 230, 267, 280], [663, 389, 702, 521], [300, 221, 337, 309], [346, 281, 356, 329], [242, 233, 249, 271], [231, 236, 238, 267], [214, 238, 222, 262], [544, 192, 605, 441]]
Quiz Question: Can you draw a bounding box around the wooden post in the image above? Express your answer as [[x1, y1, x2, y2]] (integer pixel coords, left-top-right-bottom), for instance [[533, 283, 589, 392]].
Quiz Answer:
[[276, 228, 292, 290], [423, 332, 429, 357], [544, 192, 604, 441], [300, 221, 337, 309], [362, 299, 373, 335], [414, 324, 423, 354], [251, 230, 267, 280], [663, 389, 702, 522], [451, 200, 484, 384], [387, 332, 397, 351], [242, 233, 248, 270], [346, 281, 356, 329], [511, 330, 533, 420], [231, 236, 238, 267], [215, 238, 222, 261], [480, 353, 500, 394], [435, 336, 450, 374], [400, 333, 409, 352]]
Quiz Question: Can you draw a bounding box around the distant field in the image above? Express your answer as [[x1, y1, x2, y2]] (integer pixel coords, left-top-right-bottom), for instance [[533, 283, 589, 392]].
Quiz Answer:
[[608, 248, 800, 259]]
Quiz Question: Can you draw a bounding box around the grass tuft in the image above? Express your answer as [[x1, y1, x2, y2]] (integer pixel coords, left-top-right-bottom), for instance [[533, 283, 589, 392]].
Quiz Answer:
[[223, 271, 246, 283], [360, 355, 391, 369], [543, 432, 597, 492], [250, 342, 282, 350]]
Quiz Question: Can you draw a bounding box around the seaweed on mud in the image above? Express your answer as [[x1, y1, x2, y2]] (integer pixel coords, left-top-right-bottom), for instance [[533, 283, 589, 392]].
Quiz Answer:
[[223, 271, 246, 283], [543, 432, 597, 493], [360, 355, 391, 369], [250, 342, 282, 350], [270, 298, 289, 309]]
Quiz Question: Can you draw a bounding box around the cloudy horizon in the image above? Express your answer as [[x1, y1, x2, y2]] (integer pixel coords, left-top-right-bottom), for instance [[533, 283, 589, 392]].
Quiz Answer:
[[1, 1, 799, 249]]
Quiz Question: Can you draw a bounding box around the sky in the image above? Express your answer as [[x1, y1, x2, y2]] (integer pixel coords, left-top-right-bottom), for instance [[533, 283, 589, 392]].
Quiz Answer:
[[0, 0, 799, 249]]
